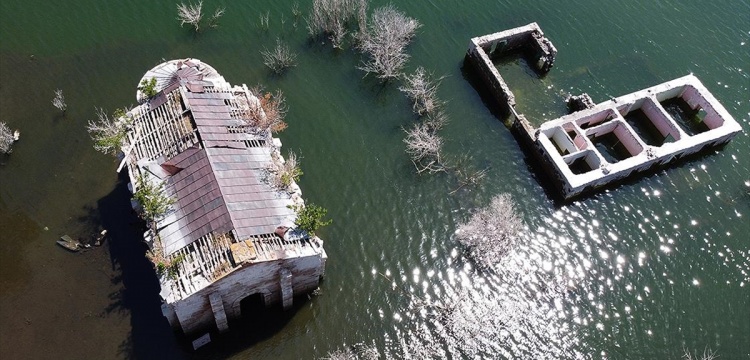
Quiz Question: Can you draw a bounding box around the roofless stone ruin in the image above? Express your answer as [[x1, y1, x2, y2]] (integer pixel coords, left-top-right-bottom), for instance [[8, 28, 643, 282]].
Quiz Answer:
[[466, 23, 742, 200]]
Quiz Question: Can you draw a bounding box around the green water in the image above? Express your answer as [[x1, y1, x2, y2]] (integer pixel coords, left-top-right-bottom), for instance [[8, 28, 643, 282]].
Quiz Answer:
[[1, 0, 748, 359]]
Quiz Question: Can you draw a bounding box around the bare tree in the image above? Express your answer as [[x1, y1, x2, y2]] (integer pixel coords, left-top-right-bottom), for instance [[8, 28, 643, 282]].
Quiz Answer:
[[403, 122, 443, 173], [455, 194, 522, 267], [52, 89, 67, 112], [86, 108, 132, 156], [0, 122, 16, 154], [261, 38, 298, 74], [357, 5, 421, 80], [399, 67, 443, 116], [208, 6, 225, 28], [307, 0, 362, 48], [682, 347, 718, 360], [177, 1, 203, 31], [258, 11, 270, 31]]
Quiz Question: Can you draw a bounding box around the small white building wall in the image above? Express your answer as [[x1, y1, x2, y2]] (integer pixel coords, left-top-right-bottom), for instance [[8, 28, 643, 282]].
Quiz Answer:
[[536, 74, 742, 199]]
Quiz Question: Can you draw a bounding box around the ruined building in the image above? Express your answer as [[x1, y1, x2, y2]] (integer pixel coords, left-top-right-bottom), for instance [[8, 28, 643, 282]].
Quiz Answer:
[[120, 59, 327, 339], [466, 23, 742, 199]]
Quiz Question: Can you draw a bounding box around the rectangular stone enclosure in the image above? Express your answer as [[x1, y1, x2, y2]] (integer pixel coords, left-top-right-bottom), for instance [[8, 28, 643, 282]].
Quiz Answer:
[[466, 23, 742, 200]]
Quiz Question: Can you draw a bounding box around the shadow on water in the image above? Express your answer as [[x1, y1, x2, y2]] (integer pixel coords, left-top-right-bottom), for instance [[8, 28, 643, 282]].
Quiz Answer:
[[93, 171, 314, 359], [96, 171, 188, 359], [193, 296, 312, 359]]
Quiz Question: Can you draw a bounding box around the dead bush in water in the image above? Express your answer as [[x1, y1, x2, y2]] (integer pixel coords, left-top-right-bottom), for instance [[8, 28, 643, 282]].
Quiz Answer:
[[261, 38, 298, 74], [357, 5, 421, 80], [399, 67, 443, 116], [307, 0, 363, 48], [455, 193, 522, 267], [0, 122, 16, 154], [403, 121, 443, 174]]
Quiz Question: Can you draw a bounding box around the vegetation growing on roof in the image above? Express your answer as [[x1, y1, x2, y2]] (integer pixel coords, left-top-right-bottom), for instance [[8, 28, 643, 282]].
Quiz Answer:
[[268, 150, 303, 192], [139, 77, 158, 99], [86, 107, 133, 156], [145, 237, 185, 280], [290, 202, 332, 237], [246, 89, 288, 134], [134, 172, 175, 223]]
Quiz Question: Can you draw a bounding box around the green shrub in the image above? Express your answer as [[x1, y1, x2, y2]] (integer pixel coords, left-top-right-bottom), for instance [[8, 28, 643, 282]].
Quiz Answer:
[[139, 77, 158, 98], [289, 203, 332, 237]]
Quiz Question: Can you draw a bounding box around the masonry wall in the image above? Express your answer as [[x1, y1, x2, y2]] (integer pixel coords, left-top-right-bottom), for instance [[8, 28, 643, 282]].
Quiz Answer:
[[165, 254, 326, 335]]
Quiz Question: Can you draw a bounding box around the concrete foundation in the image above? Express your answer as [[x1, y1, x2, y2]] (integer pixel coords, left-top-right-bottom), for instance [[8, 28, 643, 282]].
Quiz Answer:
[[466, 24, 742, 200]]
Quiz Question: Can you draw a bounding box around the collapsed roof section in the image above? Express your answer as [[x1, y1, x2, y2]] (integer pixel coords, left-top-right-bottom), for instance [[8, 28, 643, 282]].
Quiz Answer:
[[122, 59, 301, 255]]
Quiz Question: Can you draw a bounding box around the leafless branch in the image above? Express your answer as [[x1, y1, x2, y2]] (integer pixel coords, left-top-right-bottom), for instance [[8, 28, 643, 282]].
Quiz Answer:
[[52, 89, 67, 112], [0, 122, 16, 154], [177, 1, 203, 31], [682, 347, 718, 360], [86, 108, 132, 156], [455, 194, 522, 267], [307, 0, 362, 48], [403, 122, 444, 174], [208, 6, 225, 28], [357, 5, 421, 80], [261, 38, 298, 74], [399, 67, 443, 116], [258, 11, 270, 31]]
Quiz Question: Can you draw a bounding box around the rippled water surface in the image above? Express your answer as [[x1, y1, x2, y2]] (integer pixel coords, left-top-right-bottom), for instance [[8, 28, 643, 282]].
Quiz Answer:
[[1, 0, 748, 359]]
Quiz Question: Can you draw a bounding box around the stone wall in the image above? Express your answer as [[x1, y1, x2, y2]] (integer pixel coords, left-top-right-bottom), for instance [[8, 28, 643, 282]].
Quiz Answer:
[[164, 254, 326, 335]]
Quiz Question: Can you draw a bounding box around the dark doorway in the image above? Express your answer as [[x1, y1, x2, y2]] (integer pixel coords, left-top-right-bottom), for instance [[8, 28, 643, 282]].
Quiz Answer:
[[239, 293, 265, 319]]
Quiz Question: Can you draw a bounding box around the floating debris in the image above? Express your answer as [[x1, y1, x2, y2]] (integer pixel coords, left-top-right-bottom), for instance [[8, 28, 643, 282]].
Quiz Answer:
[[56, 235, 81, 252]]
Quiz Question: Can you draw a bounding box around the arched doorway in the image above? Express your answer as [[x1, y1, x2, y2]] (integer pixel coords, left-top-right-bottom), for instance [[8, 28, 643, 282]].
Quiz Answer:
[[239, 293, 265, 319]]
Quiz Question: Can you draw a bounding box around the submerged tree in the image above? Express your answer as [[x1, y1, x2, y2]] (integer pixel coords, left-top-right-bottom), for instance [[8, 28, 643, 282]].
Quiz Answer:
[[0, 122, 15, 154], [455, 193, 522, 267], [176, 1, 223, 31], [399, 67, 442, 116], [177, 1, 203, 31], [261, 38, 298, 74], [403, 121, 443, 173], [208, 6, 225, 28], [52, 89, 67, 112], [682, 347, 718, 360], [357, 5, 421, 80], [86, 108, 132, 156], [307, 0, 362, 48]]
